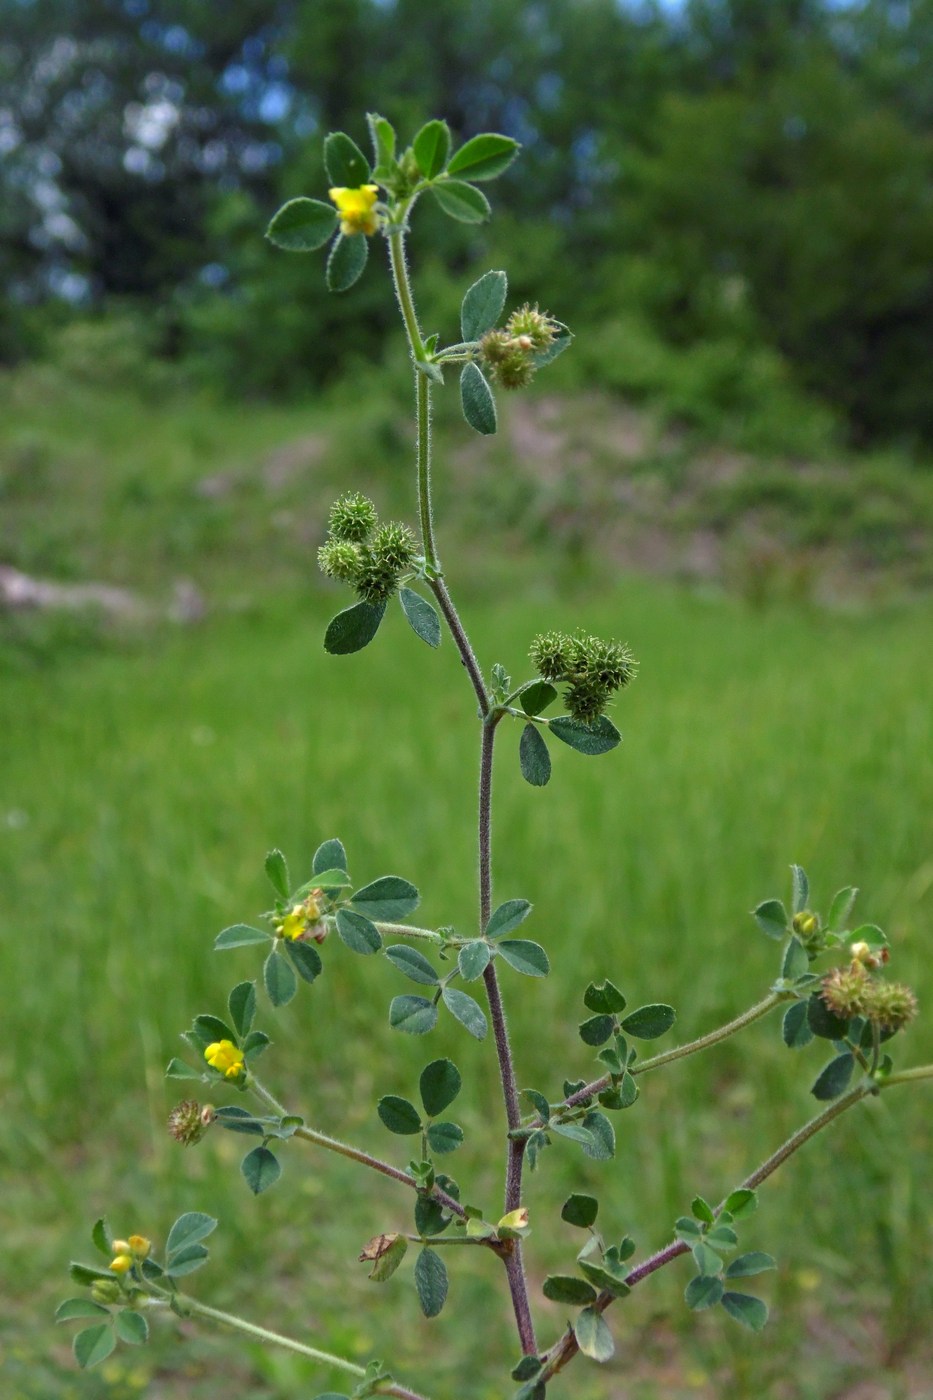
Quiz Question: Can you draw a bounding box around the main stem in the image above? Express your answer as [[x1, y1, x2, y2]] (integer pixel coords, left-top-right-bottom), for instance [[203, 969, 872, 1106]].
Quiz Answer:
[[390, 220, 535, 1355]]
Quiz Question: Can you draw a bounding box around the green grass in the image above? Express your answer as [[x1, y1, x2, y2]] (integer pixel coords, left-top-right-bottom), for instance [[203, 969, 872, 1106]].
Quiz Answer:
[[2, 374, 932, 1398], [3, 578, 932, 1400]]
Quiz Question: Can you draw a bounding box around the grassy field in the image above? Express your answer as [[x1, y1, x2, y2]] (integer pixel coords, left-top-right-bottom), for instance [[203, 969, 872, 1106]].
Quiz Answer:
[[1, 373, 932, 1400]]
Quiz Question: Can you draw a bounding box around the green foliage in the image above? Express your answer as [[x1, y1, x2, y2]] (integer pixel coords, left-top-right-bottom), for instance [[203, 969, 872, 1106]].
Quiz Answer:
[[43, 100, 933, 1400]]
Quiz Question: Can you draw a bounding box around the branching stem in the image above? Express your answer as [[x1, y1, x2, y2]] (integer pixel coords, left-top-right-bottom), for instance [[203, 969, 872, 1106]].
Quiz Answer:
[[248, 1075, 465, 1218], [536, 1076, 879, 1386], [558, 990, 792, 1115], [168, 1294, 431, 1400]]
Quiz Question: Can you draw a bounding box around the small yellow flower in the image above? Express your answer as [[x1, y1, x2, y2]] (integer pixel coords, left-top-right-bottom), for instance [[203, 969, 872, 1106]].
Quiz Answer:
[[328, 185, 380, 236], [127, 1235, 151, 1258], [276, 894, 322, 941], [109, 1253, 133, 1274], [204, 1039, 245, 1080]]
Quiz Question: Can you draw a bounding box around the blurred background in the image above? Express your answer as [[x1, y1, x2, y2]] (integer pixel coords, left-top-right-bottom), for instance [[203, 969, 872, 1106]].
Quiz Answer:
[[1, 3, 932, 1398]]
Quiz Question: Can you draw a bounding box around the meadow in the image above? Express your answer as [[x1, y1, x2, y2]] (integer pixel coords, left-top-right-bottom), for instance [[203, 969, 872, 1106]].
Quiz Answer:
[[1, 370, 932, 1400]]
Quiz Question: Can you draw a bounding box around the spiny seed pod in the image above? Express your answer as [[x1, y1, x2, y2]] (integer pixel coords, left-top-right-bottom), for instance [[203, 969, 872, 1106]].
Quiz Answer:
[[370, 521, 416, 573], [863, 980, 918, 1032], [565, 676, 608, 724], [168, 1099, 214, 1146], [318, 539, 363, 583], [506, 303, 560, 351], [479, 329, 536, 390], [530, 630, 573, 680], [585, 638, 638, 691], [493, 347, 536, 390], [328, 492, 378, 543], [821, 965, 870, 1021], [355, 550, 401, 606], [793, 910, 819, 937], [479, 329, 512, 366]]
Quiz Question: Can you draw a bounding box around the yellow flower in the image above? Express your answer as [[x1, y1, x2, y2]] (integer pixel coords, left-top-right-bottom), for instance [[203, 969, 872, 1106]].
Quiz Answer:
[[128, 1235, 151, 1258], [276, 894, 322, 941], [328, 185, 380, 236], [109, 1253, 133, 1274], [204, 1039, 245, 1080]]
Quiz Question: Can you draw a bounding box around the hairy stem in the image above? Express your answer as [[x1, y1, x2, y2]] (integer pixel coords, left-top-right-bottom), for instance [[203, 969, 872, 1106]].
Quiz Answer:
[[429, 574, 489, 715], [477, 713, 537, 1355], [387, 228, 426, 362], [374, 921, 443, 943], [882, 1063, 933, 1087], [415, 369, 440, 571], [170, 1294, 431, 1400], [559, 990, 791, 1114], [737, 1081, 875, 1193], [388, 207, 532, 1355], [536, 1076, 877, 1386], [248, 1076, 465, 1218]]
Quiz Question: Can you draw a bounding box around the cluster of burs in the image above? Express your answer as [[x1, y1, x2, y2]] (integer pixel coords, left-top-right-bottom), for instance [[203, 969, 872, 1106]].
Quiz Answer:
[[530, 629, 638, 723], [318, 492, 417, 605]]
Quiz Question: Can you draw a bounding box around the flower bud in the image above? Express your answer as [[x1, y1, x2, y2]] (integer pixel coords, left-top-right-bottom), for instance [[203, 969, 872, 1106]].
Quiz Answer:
[[849, 939, 887, 970], [109, 1253, 133, 1275], [91, 1279, 122, 1304], [792, 911, 818, 936]]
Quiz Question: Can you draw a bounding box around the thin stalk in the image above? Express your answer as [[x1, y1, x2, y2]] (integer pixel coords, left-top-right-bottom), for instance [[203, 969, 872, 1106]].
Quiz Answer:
[[171, 1295, 431, 1400], [374, 921, 442, 943], [248, 1076, 465, 1218], [415, 371, 439, 570], [553, 991, 791, 1118], [737, 1081, 875, 1193], [387, 228, 426, 362], [882, 1063, 933, 1087]]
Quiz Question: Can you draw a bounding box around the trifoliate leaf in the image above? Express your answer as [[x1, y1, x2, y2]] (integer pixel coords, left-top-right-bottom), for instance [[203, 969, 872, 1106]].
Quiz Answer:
[[460, 362, 497, 434], [574, 1306, 614, 1362], [442, 987, 488, 1040], [399, 587, 441, 647], [377, 1096, 422, 1135], [241, 1145, 282, 1195], [414, 1248, 448, 1318], [420, 1058, 462, 1116], [412, 119, 451, 178], [460, 269, 507, 340], [326, 232, 368, 292], [389, 995, 438, 1035], [447, 133, 520, 181], [324, 131, 371, 186], [561, 1194, 599, 1228], [266, 198, 338, 252], [519, 723, 551, 786], [324, 600, 385, 653]]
